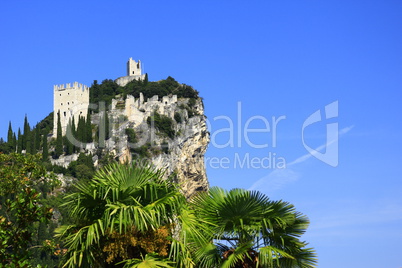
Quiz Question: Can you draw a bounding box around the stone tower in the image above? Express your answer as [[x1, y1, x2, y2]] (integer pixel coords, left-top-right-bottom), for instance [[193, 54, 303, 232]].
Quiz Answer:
[[115, 58, 146, 86], [127, 57, 142, 76], [53, 82, 89, 136]]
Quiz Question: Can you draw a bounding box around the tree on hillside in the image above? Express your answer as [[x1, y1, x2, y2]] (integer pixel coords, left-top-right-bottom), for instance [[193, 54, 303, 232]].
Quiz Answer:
[[42, 131, 49, 161], [65, 120, 74, 155], [0, 153, 59, 266], [7, 122, 14, 152], [85, 110, 92, 143], [34, 127, 41, 152], [26, 130, 33, 154], [191, 187, 317, 268], [22, 114, 30, 151], [12, 133, 16, 152], [17, 128, 22, 154], [71, 116, 77, 153], [7, 122, 13, 143], [55, 111, 63, 158], [77, 115, 85, 144]]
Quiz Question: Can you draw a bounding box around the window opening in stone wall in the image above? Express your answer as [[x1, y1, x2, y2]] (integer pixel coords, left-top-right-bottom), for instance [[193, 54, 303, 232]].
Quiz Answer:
[[64, 112, 66, 117]]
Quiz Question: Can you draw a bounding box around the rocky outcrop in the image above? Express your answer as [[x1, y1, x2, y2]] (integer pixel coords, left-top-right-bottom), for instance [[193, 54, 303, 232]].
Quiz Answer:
[[151, 110, 209, 197], [111, 94, 210, 198]]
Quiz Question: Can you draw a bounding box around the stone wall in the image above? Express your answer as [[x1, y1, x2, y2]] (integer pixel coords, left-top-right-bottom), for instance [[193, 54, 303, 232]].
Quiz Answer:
[[53, 82, 89, 136]]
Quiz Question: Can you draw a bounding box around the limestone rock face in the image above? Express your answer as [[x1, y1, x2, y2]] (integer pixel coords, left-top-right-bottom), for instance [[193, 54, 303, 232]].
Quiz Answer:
[[117, 95, 210, 198], [151, 112, 210, 197]]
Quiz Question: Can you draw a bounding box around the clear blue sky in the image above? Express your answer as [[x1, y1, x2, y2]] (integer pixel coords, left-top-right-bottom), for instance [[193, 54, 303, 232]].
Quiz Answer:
[[1, 1, 402, 267]]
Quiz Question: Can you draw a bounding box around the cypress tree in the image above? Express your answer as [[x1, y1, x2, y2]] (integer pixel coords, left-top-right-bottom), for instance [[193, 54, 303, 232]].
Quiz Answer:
[[86, 110, 92, 143], [144, 73, 148, 86], [42, 131, 48, 161], [17, 128, 22, 153], [7, 122, 13, 144], [26, 129, 32, 154], [7, 122, 15, 152], [65, 120, 73, 155], [22, 114, 30, 150], [77, 116, 84, 144], [12, 133, 17, 152], [71, 116, 77, 153], [34, 127, 41, 152], [55, 111, 63, 158]]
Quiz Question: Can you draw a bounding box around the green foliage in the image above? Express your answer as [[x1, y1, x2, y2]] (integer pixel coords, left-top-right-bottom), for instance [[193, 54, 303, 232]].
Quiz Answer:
[[188, 98, 196, 108], [75, 164, 94, 181], [55, 162, 192, 267], [66, 153, 95, 181], [7, 122, 13, 147], [33, 127, 41, 153], [55, 111, 63, 159], [147, 111, 175, 139], [17, 128, 22, 154], [64, 120, 74, 155], [174, 112, 182, 124], [85, 110, 93, 143], [42, 131, 49, 162], [0, 122, 16, 153], [119, 253, 175, 268], [71, 116, 77, 153], [0, 153, 60, 266], [90, 79, 121, 110], [97, 151, 116, 168], [125, 128, 138, 144], [76, 115, 86, 144], [89, 76, 200, 110], [35, 112, 54, 135], [191, 187, 318, 268], [131, 144, 151, 158], [22, 114, 30, 151]]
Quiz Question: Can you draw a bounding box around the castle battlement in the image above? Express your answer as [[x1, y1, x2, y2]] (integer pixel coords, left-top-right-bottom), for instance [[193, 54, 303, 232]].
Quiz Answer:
[[53, 81, 90, 136], [54, 82, 89, 91]]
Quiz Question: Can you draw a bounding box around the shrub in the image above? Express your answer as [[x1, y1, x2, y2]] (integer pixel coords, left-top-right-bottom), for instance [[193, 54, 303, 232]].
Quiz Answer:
[[174, 112, 183, 123], [147, 112, 175, 139], [125, 128, 138, 143]]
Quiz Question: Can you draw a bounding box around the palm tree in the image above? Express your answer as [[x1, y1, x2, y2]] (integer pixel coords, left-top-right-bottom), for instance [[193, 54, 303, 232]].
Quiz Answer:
[[55, 162, 205, 267], [190, 187, 317, 268]]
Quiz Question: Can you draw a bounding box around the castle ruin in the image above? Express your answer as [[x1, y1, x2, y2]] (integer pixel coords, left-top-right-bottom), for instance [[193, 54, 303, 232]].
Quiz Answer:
[[115, 58, 146, 86]]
